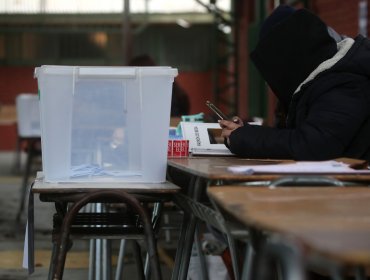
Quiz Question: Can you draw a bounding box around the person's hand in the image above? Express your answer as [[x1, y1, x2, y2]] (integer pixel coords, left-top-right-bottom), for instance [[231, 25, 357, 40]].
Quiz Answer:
[[219, 116, 243, 138], [231, 116, 244, 126]]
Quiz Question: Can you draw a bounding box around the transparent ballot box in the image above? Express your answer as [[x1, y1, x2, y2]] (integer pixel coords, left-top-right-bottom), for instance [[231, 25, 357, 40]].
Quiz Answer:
[[16, 93, 41, 137], [35, 65, 177, 183]]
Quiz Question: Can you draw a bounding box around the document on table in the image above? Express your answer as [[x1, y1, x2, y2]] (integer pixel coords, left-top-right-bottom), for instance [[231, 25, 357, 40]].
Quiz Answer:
[[191, 148, 234, 156], [180, 121, 261, 156], [228, 160, 370, 174], [180, 122, 234, 156]]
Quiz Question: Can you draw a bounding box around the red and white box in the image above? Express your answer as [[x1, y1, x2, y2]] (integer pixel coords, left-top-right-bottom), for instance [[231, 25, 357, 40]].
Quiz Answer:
[[168, 140, 189, 158]]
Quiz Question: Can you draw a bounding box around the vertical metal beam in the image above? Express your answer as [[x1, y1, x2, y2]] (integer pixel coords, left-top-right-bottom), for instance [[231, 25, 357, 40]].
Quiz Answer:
[[232, 0, 240, 116], [359, 0, 368, 36], [40, 0, 46, 13], [122, 0, 132, 65], [197, 0, 239, 117]]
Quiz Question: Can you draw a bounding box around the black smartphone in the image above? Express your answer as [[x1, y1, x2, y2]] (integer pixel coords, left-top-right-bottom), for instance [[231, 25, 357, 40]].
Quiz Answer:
[[206, 100, 227, 120]]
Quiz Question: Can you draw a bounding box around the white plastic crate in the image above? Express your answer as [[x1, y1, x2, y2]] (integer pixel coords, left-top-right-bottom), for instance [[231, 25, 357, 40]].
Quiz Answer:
[[16, 93, 41, 137], [35, 65, 177, 183]]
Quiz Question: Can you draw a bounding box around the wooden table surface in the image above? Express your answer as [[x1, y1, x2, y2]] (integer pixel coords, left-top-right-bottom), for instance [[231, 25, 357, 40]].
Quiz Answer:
[[168, 157, 370, 182], [208, 186, 370, 266], [32, 172, 180, 194]]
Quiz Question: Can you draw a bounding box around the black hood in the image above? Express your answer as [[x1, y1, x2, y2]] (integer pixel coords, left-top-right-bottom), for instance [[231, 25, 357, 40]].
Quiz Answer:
[[250, 9, 337, 111]]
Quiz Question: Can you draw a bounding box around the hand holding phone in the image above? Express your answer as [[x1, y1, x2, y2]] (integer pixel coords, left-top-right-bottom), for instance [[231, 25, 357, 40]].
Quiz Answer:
[[206, 100, 243, 125]]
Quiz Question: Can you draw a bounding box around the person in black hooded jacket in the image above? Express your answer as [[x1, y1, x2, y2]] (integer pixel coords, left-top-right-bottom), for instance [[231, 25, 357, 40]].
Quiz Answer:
[[220, 5, 370, 161]]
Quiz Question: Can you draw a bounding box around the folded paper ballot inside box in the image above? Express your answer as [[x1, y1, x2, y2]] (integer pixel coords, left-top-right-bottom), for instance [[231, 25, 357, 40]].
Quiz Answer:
[[35, 65, 177, 183]]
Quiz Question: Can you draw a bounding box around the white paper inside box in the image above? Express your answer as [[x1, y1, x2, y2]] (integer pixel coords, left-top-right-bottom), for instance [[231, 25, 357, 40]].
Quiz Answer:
[[35, 65, 177, 183]]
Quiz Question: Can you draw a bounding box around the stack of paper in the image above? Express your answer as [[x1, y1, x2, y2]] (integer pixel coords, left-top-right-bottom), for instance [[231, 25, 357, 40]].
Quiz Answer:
[[228, 160, 370, 174]]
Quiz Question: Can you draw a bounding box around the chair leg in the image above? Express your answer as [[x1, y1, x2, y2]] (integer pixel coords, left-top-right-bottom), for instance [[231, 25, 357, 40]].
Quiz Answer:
[[88, 239, 96, 280], [133, 240, 145, 280], [241, 242, 255, 280], [12, 137, 22, 174], [252, 236, 306, 280], [114, 240, 127, 280], [144, 202, 163, 279], [102, 239, 112, 280], [195, 225, 209, 280]]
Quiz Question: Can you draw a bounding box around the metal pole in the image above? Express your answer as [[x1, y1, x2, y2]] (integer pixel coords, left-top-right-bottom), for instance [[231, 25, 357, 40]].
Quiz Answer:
[[40, 0, 46, 13], [122, 0, 133, 65], [359, 0, 368, 36], [115, 240, 127, 280]]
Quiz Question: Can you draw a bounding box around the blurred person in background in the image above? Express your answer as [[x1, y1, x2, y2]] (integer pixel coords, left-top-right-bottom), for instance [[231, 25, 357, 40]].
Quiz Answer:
[[129, 54, 190, 117]]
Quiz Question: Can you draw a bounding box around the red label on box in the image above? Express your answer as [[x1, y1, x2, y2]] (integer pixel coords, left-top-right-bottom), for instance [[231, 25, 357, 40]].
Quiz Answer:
[[172, 140, 182, 157], [181, 140, 189, 157], [168, 140, 189, 158], [167, 140, 174, 157]]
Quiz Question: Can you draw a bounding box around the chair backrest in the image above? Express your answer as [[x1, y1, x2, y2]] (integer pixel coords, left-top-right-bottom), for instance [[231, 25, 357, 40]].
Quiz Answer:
[[269, 175, 345, 188], [16, 93, 41, 137]]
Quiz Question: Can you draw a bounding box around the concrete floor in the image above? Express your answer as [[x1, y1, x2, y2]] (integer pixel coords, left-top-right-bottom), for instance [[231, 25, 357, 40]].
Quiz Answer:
[[0, 152, 180, 279]]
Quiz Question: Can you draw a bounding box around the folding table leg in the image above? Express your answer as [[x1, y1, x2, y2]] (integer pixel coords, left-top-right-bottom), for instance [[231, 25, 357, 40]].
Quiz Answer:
[[177, 176, 203, 280], [354, 266, 367, 280], [330, 266, 346, 280], [171, 175, 197, 280]]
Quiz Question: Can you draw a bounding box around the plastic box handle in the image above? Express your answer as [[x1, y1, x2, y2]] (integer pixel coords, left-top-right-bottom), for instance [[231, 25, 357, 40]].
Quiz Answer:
[[77, 67, 136, 78]]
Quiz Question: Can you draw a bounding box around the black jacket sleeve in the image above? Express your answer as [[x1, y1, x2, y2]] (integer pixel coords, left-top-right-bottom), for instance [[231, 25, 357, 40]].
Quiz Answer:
[[228, 77, 370, 160]]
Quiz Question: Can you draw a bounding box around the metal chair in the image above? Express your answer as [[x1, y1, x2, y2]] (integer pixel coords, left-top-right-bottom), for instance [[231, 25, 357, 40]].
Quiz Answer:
[[242, 175, 347, 280]]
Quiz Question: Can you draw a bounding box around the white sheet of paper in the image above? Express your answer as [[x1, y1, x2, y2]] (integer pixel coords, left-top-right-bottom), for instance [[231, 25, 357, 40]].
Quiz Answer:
[[191, 148, 233, 156], [228, 160, 370, 174]]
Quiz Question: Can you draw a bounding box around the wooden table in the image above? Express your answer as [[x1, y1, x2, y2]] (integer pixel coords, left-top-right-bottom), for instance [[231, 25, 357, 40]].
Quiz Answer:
[[0, 104, 17, 125], [168, 157, 370, 183], [29, 173, 180, 280], [167, 157, 370, 280], [208, 186, 370, 279]]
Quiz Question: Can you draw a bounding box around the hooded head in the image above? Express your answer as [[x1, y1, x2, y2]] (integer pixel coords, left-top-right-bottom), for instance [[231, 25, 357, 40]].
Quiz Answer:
[[250, 5, 337, 111], [259, 4, 296, 40]]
